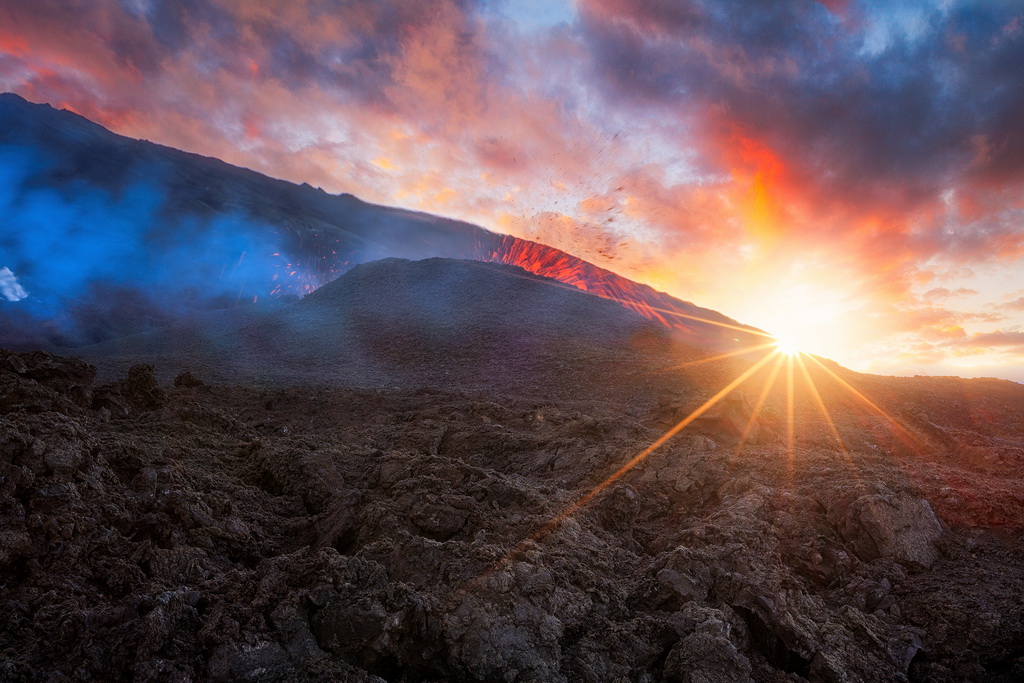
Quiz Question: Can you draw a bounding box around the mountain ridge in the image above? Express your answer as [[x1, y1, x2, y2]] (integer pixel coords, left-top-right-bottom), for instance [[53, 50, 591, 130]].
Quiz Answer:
[[0, 92, 763, 353]]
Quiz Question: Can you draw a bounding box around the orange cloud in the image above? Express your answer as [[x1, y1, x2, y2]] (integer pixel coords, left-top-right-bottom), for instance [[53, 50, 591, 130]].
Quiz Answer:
[[3, 0, 1024, 381], [729, 132, 790, 240]]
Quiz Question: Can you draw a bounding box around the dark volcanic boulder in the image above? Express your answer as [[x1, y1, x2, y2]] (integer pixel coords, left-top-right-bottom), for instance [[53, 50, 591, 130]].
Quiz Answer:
[[828, 490, 943, 568], [92, 363, 165, 416], [0, 349, 95, 413]]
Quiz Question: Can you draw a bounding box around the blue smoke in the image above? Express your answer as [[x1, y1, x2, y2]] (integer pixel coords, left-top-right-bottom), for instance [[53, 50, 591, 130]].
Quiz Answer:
[[0, 144, 295, 346]]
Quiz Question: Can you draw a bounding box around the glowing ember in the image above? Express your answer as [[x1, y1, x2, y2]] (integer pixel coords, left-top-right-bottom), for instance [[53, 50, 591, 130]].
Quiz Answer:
[[268, 234, 349, 297]]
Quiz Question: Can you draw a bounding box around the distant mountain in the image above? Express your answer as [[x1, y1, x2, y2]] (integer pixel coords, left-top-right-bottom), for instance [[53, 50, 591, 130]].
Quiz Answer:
[[0, 93, 764, 351]]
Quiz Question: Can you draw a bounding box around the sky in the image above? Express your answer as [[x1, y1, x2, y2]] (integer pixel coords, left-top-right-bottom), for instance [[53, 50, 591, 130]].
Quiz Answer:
[[1, 0, 1024, 381]]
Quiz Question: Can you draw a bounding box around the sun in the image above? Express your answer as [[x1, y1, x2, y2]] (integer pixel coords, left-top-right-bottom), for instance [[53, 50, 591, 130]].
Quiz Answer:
[[772, 333, 803, 356]]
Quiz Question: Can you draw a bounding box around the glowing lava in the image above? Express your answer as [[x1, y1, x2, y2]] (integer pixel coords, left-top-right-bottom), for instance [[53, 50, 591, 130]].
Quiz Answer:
[[267, 231, 772, 350], [473, 235, 772, 348]]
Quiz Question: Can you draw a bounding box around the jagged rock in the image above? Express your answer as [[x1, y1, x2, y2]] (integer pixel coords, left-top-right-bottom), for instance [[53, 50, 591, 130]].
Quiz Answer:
[[92, 363, 165, 416], [409, 497, 472, 540], [829, 492, 944, 568], [310, 595, 388, 656], [663, 611, 753, 682], [174, 370, 206, 388], [2, 349, 96, 387], [0, 349, 95, 413], [1, 351, 1023, 681], [5, 353, 28, 375], [657, 568, 708, 602], [690, 391, 760, 446]]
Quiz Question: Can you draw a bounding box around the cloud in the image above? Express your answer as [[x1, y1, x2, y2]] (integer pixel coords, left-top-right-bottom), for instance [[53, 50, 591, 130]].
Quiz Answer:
[[3, 0, 1024, 378], [924, 287, 978, 299], [919, 324, 967, 343], [564, 0, 1024, 376], [960, 329, 1024, 349], [1000, 296, 1024, 311], [577, 0, 1024, 269], [0, 266, 28, 301]]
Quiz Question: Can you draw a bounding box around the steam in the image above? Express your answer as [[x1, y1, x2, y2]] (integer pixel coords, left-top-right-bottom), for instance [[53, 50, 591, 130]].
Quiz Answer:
[[0, 136, 494, 349], [0, 144, 297, 346], [0, 267, 28, 302]]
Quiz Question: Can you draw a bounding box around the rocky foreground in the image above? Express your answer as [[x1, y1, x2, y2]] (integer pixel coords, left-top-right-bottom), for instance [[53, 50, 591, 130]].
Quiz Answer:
[[2, 348, 1024, 682]]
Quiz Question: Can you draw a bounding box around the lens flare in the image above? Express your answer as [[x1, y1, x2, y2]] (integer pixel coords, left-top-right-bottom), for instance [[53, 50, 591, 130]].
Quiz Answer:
[[773, 335, 802, 356]]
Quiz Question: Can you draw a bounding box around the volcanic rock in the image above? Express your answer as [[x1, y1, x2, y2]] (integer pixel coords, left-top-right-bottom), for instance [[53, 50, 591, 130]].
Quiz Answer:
[[0, 349, 94, 414], [92, 363, 165, 417], [173, 371, 206, 388], [3, 257, 1024, 681], [828, 491, 944, 568]]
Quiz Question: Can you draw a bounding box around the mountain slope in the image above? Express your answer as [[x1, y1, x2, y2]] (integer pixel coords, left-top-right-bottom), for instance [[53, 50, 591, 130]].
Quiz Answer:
[[78, 257, 695, 406], [3, 340, 1024, 681], [0, 93, 762, 352]]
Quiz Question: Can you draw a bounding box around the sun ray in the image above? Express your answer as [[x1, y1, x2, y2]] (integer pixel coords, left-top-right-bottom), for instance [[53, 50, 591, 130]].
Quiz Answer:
[[732, 352, 785, 458], [517, 350, 779, 548], [610, 301, 778, 339], [794, 354, 848, 453], [794, 355, 981, 522], [785, 353, 795, 467], [793, 354, 869, 487], [657, 341, 780, 371], [803, 353, 928, 451]]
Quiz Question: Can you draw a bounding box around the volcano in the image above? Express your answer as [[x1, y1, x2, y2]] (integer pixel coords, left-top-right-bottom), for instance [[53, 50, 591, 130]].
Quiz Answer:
[[0, 93, 761, 353], [2, 94, 1024, 682]]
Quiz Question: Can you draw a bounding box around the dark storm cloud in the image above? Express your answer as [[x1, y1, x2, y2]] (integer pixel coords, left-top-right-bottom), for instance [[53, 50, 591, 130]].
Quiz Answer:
[[229, 1, 491, 113], [578, 0, 1024, 205], [950, 6, 1024, 185], [149, 0, 237, 53], [3, 0, 489, 102], [579, 0, 826, 103], [242, 9, 403, 106]]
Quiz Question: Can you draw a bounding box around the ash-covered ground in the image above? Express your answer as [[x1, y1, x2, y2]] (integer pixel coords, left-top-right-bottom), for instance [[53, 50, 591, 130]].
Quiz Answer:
[[3, 258, 1024, 682]]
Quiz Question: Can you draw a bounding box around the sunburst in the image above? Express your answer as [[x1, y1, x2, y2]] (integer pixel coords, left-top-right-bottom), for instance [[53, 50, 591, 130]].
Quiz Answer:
[[772, 333, 803, 357], [510, 338, 931, 547]]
